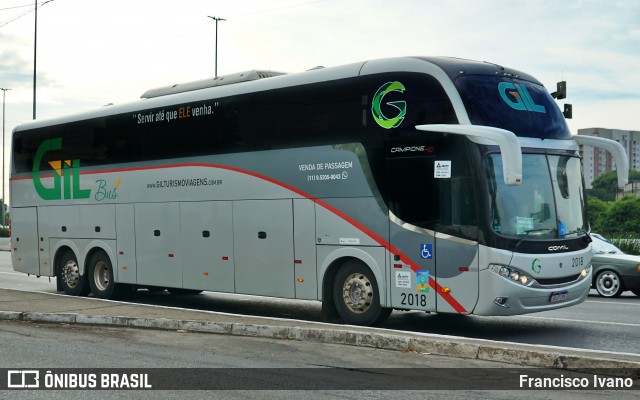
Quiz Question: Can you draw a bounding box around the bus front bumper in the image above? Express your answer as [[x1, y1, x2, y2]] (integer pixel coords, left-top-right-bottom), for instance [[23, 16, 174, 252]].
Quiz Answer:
[[472, 267, 592, 316]]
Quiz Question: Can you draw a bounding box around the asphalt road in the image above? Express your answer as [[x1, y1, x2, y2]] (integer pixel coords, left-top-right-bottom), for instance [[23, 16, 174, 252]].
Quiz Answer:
[[0, 320, 637, 400], [1, 251, 639, 356]]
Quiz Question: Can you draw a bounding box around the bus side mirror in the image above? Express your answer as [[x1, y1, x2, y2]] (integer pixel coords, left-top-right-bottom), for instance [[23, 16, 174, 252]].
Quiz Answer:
[[551, 81, 566, 99], [563, 104, 572, 119]]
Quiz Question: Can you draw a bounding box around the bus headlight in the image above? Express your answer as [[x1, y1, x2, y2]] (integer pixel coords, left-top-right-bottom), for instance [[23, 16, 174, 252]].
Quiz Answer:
[[491, 264, 534, 287]]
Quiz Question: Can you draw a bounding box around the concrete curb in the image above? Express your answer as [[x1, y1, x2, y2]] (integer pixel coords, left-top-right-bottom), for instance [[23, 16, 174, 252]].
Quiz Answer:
[[2, 310, 639, 372]]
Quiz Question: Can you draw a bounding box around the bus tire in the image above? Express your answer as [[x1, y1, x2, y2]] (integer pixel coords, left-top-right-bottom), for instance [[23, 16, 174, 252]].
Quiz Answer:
[[59, 250, 90, 297], [333, 260, 391, 326], [87, 251, 127, 299]]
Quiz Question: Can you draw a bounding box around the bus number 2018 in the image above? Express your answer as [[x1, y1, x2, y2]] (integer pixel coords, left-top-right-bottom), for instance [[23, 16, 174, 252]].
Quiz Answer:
[[400, 293, 427, 307]]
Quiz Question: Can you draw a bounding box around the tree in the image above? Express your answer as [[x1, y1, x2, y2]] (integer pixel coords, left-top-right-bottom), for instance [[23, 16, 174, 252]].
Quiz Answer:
[[600, 195, 640, 236], [587, 170, 640, 202], [587, 197, 609, 233]]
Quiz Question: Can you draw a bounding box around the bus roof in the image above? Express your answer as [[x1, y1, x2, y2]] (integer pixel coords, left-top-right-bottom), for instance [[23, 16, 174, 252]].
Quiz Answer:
[[139, 70, 287, 99], [417, 57, 542, 85], [13, 56, 542, 133]]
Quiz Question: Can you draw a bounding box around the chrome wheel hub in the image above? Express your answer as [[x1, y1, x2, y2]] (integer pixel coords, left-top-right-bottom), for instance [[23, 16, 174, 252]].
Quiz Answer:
[[342, 273, 373, 314]]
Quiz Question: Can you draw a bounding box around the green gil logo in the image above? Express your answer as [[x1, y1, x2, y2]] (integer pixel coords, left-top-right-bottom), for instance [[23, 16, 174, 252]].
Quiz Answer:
[[371, 81, 407, 129], [32, 138, 91, 200], [531, 258, 542, 275]]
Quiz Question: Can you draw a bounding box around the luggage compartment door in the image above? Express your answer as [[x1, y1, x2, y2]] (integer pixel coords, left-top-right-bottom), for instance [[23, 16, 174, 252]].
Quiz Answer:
[[233, 200, 294, 298], [11, 207, 40, 276]]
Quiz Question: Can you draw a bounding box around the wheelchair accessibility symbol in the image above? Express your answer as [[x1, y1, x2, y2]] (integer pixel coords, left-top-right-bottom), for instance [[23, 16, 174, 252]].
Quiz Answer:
[[420, 244, 433, 259]]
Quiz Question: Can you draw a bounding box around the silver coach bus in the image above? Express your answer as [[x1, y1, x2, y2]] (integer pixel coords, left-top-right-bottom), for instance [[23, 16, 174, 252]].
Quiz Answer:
[[10, 57, 628, 326]]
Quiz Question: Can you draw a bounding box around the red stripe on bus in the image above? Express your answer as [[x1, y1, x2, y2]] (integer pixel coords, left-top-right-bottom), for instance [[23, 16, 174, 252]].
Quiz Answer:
[[12, 162, 467, 313]]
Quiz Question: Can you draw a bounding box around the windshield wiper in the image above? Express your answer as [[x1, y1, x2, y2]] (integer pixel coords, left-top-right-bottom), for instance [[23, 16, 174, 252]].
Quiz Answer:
[[563, 228, 587, 237], [514, 228, 557, 251], [522, 228, 557, 235]]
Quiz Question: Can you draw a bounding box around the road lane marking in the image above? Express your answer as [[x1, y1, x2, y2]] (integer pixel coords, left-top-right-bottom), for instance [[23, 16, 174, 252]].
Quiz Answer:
[[0, 271, 29, 276], [520, 314, 640, 328], [586, 299, 640, 307]]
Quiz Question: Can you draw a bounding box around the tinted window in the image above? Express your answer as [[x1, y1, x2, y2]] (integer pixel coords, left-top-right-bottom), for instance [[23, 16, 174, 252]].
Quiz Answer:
[[455, 75, 571, 140], [12, 79, 365, 173], [12, 73, 457, 174], [385, 135, 478, 240]]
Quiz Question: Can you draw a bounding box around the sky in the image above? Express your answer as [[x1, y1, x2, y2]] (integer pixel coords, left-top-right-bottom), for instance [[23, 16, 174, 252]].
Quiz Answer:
[[0, 0, 639, 199]]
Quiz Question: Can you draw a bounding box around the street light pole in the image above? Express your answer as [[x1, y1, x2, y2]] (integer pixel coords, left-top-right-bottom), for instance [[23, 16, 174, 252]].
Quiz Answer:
[[207, 16, 226, 77], [0, 88, 9, 227]]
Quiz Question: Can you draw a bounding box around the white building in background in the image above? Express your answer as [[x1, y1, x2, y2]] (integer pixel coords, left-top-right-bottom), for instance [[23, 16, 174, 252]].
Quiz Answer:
[[578, 128, 640, 189]]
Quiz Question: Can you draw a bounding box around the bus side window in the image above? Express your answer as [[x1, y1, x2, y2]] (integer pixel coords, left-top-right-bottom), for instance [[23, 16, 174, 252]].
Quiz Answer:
[[437, 154, 478, 241], [438, 177, 477, 233], [386, 156, 440, 230]]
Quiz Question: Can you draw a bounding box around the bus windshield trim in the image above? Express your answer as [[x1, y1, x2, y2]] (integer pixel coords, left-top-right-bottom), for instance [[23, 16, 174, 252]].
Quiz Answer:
[[416, 124, 522, 185]]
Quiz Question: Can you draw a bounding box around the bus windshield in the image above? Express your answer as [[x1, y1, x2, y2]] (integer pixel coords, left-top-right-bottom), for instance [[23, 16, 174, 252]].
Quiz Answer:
[[455, 75, 571, 140], [487, 153, 587, 239]]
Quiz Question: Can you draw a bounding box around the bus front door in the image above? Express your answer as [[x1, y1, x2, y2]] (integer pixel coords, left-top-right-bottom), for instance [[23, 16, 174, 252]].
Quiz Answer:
[[386, 141, 479, 314], [433, 233, 479, 314]]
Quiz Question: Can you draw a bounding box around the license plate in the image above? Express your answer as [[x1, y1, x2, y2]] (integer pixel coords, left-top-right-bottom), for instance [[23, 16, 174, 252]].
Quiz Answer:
[[549, 291, 568, 303]]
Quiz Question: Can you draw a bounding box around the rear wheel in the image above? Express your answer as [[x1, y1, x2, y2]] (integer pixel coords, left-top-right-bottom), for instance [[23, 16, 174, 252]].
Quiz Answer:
[[333, 260, 391, 326], [58, 250, 90, 296], [87, 251, 130, 299], [595, 270, 624, 298]]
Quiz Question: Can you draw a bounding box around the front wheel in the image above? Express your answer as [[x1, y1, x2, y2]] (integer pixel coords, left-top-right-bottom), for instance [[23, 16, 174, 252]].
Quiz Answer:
[[58, 250, 90, 296], [87, 251, 130, 299], [595, 270, 624, 298], [333, 260, 391, 326]]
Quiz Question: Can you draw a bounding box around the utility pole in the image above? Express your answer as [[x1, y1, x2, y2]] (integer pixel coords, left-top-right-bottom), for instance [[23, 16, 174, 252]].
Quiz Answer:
[[207, 16, 226, 77], [0, 88, 9, 227], [34, 0, 55, 120], [33, 0, 37, 119]]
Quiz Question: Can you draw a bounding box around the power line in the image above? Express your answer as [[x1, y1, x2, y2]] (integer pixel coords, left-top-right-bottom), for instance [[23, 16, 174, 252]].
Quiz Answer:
[[0, 8, 33, 27], [0, 3, 35, 11], [0, 1, 52, 28]]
